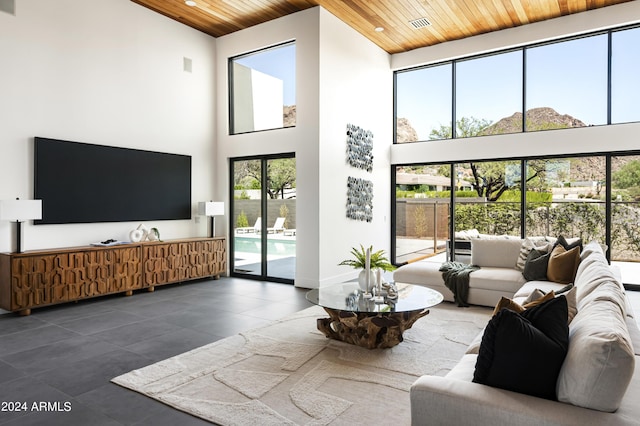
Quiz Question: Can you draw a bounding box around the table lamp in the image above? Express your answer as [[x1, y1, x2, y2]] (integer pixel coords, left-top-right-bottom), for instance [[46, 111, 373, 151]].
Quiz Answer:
[[0, 198, 43, 253], [198, 201, 224, 238]]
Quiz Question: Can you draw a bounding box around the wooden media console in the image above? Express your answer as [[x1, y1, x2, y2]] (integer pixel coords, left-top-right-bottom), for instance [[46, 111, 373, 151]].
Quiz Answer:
[[0, 237, 226, 315]]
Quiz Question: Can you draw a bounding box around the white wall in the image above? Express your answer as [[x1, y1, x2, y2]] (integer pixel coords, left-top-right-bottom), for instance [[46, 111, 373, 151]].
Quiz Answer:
[[215, 7, 391, 288], [215, 8, 321, 288], [391, 2, 640, 166], [0, 0, 216, 252], [317, 8, 392, 286]]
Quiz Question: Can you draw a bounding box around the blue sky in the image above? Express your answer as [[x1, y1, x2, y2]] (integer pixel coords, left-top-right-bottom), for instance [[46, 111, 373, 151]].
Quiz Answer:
[[396, 27, 640, 140]]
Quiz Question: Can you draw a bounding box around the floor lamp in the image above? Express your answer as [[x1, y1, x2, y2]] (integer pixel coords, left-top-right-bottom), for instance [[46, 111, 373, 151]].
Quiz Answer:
[[0, 198, 43, 253], [198, 201, 224, 238]]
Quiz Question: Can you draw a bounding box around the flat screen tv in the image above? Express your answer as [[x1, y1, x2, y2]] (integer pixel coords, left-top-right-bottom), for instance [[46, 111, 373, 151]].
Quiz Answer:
[[34, 137, 192, 225]]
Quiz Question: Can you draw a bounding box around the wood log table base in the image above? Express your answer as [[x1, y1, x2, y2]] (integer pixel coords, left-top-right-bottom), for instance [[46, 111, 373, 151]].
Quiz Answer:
[[317, 307, 430, 349]]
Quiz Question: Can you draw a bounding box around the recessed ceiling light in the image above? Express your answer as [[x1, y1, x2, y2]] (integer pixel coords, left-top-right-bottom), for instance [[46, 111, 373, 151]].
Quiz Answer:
[[374, 27, 384, 32], [185, 1, 197, 6]]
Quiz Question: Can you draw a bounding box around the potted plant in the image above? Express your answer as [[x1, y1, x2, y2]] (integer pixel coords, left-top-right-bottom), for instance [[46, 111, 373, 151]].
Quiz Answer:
[[339, 245, 396, 292]]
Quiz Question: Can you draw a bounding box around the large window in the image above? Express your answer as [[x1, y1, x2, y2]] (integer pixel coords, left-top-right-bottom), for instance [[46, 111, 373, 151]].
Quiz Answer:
[[393, 153, 640, 285], [611, 155, 640, 284], [394, 166, 452, 263], [394, 25, 639, 143], [525, 35, 607, 129], [395, 64, 451, 142], [229, 42, 296, 134], [525, 157, 606, 242], [454, 160, 521, 236], [456, 51, 522, 137], [612, 27, 640, 124]]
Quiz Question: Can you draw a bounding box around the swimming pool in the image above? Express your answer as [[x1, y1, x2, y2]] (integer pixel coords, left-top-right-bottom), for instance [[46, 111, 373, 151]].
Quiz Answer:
[[234, 236, 297, 256]]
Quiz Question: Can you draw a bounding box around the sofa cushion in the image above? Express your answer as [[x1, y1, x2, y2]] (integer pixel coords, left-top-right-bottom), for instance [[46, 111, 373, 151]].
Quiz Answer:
[[471, 238, 523, 269], [547, 245, 580, 284], [473, 296, 569, 400], [446, 353, 477, 381], [513, 281, 569, 300], [392, 260, 442, 285], [557, 295, 635, 412], [523, 249, 551, 281], [469, 267, 526, 292], [580, 240, 606, 262], [575, 250, 624, 309]]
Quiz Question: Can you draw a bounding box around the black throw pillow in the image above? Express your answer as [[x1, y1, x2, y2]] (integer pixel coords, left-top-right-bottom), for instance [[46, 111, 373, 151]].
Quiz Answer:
[[554, 235, 583, 252], [473, 295, 569, 400], [522, 249, 551, 281]]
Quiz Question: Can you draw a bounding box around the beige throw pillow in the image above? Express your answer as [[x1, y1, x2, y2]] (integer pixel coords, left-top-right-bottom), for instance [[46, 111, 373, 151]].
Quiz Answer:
[[515, 238, 551, 272]]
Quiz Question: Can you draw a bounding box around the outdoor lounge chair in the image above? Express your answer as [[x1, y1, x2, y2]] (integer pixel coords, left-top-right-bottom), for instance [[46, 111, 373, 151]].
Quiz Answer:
[[236, 217, 260, 234], [267, 217, 286, 233]]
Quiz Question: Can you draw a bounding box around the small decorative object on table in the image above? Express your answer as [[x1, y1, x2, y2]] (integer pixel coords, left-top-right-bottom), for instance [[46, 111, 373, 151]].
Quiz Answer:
[[130, 224, 161, 242], [338, 244, 396, 294], [148, 227, 161, 241]]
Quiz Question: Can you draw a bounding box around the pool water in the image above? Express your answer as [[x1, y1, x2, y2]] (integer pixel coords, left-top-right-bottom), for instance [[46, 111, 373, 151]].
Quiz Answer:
[[234, 236, 296, 256]]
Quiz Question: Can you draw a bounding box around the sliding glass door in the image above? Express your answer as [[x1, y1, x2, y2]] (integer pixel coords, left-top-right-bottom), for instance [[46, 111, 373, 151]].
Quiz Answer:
[[230, 154, 296, 283]]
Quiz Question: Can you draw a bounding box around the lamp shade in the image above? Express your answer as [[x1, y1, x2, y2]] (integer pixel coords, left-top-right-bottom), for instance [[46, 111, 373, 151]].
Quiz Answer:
[[0, 199, 42, 221], [198, 201, 224, 216]]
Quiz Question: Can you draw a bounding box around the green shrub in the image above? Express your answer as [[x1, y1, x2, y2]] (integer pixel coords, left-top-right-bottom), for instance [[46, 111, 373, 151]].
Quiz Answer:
[[236, 211, 249, 228]]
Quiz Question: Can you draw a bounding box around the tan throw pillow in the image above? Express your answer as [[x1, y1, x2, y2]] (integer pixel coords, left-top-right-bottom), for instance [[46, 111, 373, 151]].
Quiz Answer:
[[547, 245, 580, 284], [492, 291, 554, 317], [492, 296, 525, 316]]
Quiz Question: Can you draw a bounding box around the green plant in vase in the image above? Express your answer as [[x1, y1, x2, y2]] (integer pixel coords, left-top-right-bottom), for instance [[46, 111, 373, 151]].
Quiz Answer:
[[339, 245, 395, 292]]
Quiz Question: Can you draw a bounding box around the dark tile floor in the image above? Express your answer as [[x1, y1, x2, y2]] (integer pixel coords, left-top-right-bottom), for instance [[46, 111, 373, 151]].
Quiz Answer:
[[1, 278, 639, 426], [0, 277, 313, 425]]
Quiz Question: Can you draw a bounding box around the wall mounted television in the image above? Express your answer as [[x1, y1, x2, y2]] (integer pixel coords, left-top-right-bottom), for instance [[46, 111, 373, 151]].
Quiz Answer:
[[34, 137, 192, 225]]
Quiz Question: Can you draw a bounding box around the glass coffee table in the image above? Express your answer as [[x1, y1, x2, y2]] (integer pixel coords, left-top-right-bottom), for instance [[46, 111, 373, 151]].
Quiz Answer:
[[306, 282, 443, 349]]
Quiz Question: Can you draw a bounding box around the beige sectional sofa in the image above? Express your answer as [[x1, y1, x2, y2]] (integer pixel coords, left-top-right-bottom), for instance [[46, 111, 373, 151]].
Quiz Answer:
[[394, 236, 528, 307], [403, 241, 640, 425]]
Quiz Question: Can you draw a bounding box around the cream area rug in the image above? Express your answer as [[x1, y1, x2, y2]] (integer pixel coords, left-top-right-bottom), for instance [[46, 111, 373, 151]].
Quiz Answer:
[[112, 303, 491, 425]]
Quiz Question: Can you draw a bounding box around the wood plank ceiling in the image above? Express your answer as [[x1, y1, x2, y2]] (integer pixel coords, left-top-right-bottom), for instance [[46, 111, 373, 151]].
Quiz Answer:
[[132, 0, 633, 54]]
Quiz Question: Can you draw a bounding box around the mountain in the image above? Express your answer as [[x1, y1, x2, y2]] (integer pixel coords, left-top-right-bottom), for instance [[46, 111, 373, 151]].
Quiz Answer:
[[396, 117, 419, 143], [483, 107, 587, 135], [284, 105, 296, 127], [395, 107, 586, 143]]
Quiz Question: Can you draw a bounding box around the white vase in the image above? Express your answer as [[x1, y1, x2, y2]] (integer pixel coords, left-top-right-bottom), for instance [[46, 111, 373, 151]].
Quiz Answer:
[[358, 269, 376, 292]]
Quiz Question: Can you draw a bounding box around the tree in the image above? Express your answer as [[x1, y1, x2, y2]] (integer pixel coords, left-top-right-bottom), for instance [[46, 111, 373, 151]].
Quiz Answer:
[[428, 116, 492, 140], [613, 160, 640, 189], [267, 158, 296, 199], [238, 158, 296, 199], [430, 118, 546, 201]]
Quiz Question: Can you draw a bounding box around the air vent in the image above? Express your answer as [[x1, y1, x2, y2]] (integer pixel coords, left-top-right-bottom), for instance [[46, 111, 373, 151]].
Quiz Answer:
[[409, 17, 432, 29], [0, 0, 16, 15]]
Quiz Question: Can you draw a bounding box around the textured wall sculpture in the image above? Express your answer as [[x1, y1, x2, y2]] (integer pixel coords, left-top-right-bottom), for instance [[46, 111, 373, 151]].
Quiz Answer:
[[346, 176, 373, 222], [346, 123, 373, 172]]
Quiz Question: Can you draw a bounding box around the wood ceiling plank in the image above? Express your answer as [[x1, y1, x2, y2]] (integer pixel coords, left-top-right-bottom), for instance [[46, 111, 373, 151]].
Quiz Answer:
[[131, 0, 633, 53]]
